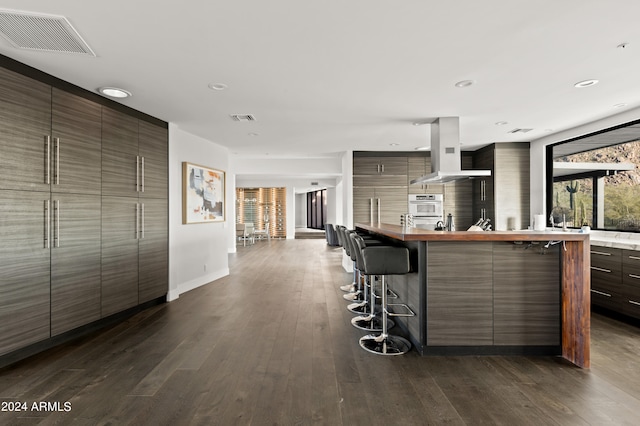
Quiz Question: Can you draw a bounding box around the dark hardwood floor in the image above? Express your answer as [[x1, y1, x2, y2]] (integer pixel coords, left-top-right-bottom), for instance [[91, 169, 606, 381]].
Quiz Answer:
[[1, 239, 640, 425]]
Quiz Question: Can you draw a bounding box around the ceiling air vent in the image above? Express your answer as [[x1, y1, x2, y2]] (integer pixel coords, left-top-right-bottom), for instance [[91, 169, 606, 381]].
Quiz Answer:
[[230, 114, 256, 122], [0, 9, 95, 56], [508, 128, 533, 134]]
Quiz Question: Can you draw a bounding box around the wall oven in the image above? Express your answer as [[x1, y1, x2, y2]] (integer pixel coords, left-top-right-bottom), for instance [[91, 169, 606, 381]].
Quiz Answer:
[[408, 194, 444, 230]]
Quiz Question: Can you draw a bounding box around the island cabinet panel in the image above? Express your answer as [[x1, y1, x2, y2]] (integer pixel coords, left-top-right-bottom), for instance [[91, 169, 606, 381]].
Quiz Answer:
[[426, 241, 493, 346], [0, 67, 52, 193], [0, 191, 51, 355], [493, 242, 560, 346], [51, 194, 102, 336]]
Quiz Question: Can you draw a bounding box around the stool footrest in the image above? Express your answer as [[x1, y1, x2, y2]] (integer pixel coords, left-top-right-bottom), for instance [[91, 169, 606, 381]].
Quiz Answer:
[[385, 303, 416, 317]]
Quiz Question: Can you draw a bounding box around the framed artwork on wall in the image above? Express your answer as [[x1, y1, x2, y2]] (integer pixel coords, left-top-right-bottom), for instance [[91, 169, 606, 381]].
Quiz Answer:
[[182, 162, 225, 224]]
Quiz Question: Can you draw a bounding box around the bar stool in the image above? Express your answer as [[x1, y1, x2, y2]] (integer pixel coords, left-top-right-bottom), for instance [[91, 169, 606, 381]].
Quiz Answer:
[[349, 234, 394, 331], [358, 243, 415, 355], [335, 226, 358, 293], [343, 230, 366, 302]]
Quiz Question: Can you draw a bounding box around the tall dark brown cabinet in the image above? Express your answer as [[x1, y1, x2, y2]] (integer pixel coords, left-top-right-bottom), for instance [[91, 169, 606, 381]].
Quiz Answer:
[[0, 59, 168, 361]]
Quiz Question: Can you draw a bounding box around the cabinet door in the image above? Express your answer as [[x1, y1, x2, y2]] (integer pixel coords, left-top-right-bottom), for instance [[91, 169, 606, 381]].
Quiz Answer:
[[51, 89, 102, 195], [101, 196, 139, 316], [493, 242, 560, 346], [353, 188, 376, 223], [139, 198, 168, 303], [138, 121, 168, 200], [0, 67, 52, 192], [353, 157, 382, 175], [51, 194, 101, 336], [0, 191, 51, 355], [427, 241, 493, 346], [379, 157, 408, 176], [376, 187, 408, 225], [102, 108, 139, 197]]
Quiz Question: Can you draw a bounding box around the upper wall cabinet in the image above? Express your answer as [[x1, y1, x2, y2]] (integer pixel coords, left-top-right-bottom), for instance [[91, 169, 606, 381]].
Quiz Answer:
[[0, 69, 103, 195], [0, 67, 52, 192], [353, 156, 408, 187], [102, 108, 168, 199]]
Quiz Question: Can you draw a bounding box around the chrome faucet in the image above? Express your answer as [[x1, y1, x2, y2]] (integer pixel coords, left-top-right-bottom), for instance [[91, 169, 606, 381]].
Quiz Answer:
[[549, 213, 554, 229]]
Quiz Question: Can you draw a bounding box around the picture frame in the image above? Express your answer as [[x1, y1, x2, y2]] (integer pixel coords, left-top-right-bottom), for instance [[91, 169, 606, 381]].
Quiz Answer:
[[182, 162, 225, 224]]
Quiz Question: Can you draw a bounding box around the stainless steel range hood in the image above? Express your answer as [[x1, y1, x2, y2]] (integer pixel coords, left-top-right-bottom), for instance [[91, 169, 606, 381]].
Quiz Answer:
[[410, 117, 490, 184]]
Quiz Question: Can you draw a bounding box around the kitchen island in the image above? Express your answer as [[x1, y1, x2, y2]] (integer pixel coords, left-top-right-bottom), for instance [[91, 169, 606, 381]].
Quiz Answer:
[[355, 222, 591, 368]]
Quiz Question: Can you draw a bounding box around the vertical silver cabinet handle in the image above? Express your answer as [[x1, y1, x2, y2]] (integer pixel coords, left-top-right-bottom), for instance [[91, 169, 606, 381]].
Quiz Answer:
[[136, 156, 140, 192], [141, 156, 145, 192], [381, 164, 385, 173], [141, 203, 145, 239], [54, 138, 60, 185], [370, 198, 374, 223], [45, 136, 51, 184], [377, 198, 381, 223], [135, 203, 140, 240], [44, 200, 50, 248], [54, 200, 60, 247]]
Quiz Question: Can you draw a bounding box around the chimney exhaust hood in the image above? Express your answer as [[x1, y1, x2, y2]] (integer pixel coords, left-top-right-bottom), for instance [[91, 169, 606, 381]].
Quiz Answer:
[[410, 117, 490, 184]]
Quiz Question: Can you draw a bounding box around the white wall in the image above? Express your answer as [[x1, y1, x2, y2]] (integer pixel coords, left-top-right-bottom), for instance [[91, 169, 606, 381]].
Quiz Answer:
[[530, 106, 640, 221], [296, 193, 306, 228], [168, 124, 230, 301]]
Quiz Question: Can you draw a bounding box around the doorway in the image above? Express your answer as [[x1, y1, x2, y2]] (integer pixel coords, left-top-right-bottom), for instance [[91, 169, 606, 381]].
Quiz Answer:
[[307, 189, 326, 230]]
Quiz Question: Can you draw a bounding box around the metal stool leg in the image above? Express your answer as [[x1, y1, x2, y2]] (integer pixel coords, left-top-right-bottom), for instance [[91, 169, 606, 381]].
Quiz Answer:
[[359, 275, 411, 355], [351, 275, 394, 331]]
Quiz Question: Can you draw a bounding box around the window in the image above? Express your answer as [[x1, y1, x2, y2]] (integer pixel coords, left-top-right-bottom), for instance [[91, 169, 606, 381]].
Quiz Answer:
[[551, 178, 593, 227], [550, 131, 640, 231]]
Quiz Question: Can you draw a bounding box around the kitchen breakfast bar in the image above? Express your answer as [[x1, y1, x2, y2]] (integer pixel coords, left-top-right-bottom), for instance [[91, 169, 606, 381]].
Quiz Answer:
[[355, 223, 591, 368]]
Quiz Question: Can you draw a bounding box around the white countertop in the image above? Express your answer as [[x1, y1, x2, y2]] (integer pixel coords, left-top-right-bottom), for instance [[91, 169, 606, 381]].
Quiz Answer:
[[589, 230, 640, 251]]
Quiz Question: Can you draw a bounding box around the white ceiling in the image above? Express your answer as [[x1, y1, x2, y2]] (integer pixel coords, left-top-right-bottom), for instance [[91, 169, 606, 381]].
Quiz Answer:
[[2, 1, 640, 160]]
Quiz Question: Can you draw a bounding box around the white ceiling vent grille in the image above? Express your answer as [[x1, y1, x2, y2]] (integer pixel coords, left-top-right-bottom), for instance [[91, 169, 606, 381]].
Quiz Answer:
[[230, 114, 256, 122], [508, 128, 533, 134], [0, 9, 95, 56]]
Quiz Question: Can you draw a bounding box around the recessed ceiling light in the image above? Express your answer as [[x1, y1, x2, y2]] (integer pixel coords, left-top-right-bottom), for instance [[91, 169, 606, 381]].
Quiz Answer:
[[98, 87, 132, 98], [208, 83, 227, 91], [414, 146, 430, 151], [574, 79, 599, 88], [389, 143, 399, 146], [495, 121, 508, 126], [248, 132, 259, 136], [454, 80, 475, 88], [613, 103, 627, 108]]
